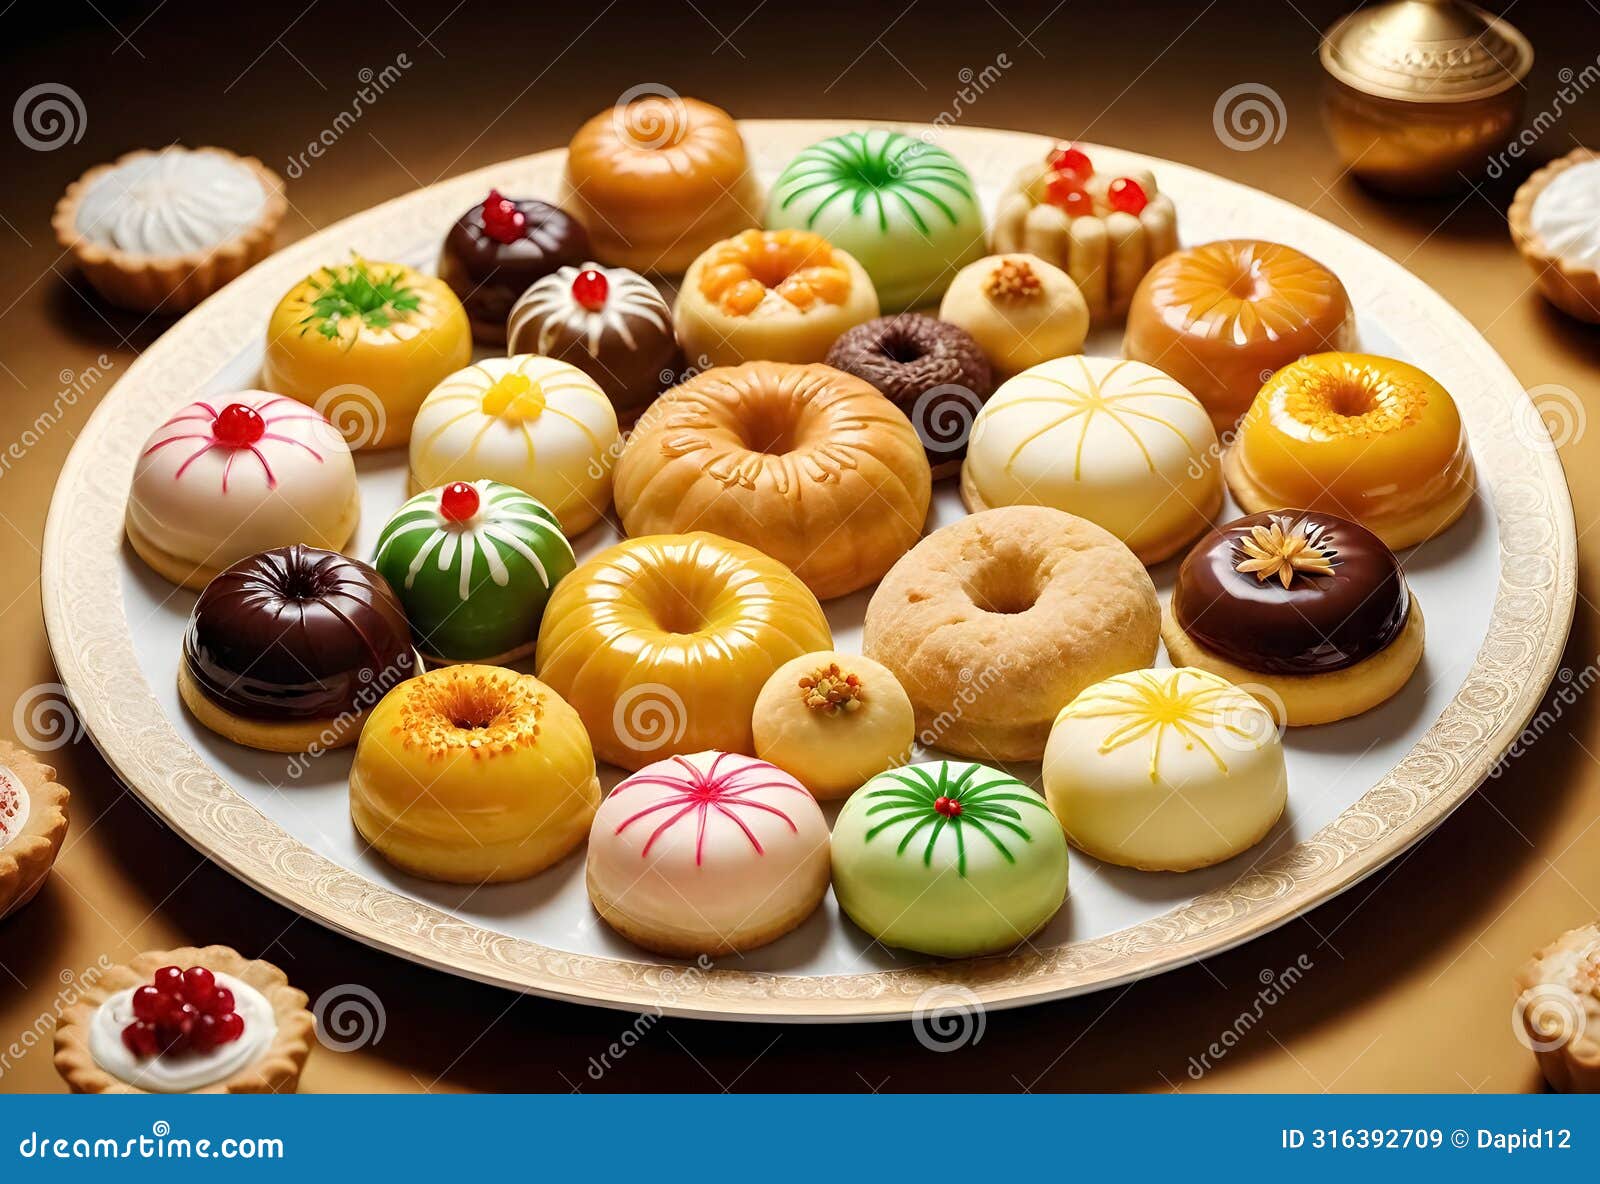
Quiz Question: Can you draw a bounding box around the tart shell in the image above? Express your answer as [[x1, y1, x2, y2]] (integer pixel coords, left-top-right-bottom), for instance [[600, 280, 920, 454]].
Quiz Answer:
[[1509, 149, 1600, 324], [0, 740, 69, 921], [53, 148, 287, 313], [53, 945, 313, 1094]]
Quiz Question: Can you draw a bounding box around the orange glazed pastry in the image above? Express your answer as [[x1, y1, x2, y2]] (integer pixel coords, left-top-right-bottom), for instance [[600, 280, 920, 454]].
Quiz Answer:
[[535, 534, 832, 772], [1224, 353, 1475, 550], [612, 361, 931, 599], [561, 96, 760, 275], [1123, 240, 1357, 433], [674, 229, 879, 366]]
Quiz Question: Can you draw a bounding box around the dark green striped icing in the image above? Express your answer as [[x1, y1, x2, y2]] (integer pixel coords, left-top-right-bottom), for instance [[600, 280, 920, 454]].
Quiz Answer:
[[860, 761, 1052, 877]]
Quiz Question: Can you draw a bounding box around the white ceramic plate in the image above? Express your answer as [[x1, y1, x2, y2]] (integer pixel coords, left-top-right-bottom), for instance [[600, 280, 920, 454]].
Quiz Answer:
[[42, 121, 1575, 1020]]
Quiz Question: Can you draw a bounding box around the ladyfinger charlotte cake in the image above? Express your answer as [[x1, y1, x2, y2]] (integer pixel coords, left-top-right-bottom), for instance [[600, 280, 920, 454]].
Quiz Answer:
[[586, 751, 831, 957], [991, 142, 1178, 322], [766, 129, 986, 311], [126, 392, 358, 590], [831, 760, 1069, 957]]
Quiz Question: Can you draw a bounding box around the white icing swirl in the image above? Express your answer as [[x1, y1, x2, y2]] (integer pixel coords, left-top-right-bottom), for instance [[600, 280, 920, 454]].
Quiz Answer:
[[0, 764, 27, 846], [1531, 159, 1600, 271], [74, 149, 266, 257], [89, 972, 277, 1093]]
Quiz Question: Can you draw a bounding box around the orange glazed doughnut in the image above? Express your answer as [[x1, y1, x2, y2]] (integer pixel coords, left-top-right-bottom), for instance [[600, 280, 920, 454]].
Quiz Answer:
[[535, 534, 832, 772], [1123, 240, 1357, 433], [612, 361, 932, 600], [560, 96, 760, 275], [1224, 352, 1475, 550]]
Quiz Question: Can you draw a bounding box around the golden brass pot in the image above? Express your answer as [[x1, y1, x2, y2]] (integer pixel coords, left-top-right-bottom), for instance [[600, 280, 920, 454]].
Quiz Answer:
[[1320, 0, 1532, 194]]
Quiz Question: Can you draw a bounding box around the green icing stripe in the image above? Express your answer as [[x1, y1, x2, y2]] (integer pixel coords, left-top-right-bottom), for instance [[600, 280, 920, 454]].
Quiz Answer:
[[774, 132, 978, 233], [857, 762, 1046, 877]]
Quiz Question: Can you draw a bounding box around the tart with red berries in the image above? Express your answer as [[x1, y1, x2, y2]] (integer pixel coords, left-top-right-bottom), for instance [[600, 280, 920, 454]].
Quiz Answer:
[[990, 142, 1178, 323], [0, 740, 69, 921], [54, 946, 313, 1094]]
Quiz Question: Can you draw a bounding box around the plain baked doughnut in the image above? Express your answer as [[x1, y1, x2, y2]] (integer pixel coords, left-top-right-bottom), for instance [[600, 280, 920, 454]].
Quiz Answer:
[[862, 505, 1160, 761]]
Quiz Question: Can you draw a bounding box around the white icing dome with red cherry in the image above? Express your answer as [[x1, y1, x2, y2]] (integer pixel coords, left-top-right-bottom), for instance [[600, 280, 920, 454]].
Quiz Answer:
[[126, 391, 358, 589], [585, 751, 831, 957]]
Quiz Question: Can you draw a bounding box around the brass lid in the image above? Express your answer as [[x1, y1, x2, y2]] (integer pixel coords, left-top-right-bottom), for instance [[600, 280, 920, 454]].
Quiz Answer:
[[1320, 0, 1533, 103]]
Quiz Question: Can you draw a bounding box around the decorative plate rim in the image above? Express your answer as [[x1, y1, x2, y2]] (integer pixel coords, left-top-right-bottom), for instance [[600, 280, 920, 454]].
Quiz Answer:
[[41, 120, 1577, 1021]]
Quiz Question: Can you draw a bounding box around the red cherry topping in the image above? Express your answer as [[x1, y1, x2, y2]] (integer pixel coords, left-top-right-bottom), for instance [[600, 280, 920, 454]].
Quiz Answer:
[[120, 963, 246, 1060], [131, 985, 164, 1022], [181, 966, 216, 1007], [439, 481, 480, 523], [480, 189, 526, 245], [212, 403, 266, 447], [571, 268, 610, 312], [934, 795, 963, 817], [1107, 176, 1149, 215], [1047, 143, 1093, 182], [1045, 175, 1093, 217], [122, 1021, 159, 1057]]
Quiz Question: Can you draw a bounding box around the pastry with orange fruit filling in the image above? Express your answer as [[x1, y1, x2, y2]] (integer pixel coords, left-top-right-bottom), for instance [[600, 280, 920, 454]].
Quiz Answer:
[[349, 665, 599, 883], [674, 229, 878, 367], [561, 96, 760, 275], [1224, 352, 1474, 549], [1124, 240, 1357, 433], [535, 533, 832, 772]]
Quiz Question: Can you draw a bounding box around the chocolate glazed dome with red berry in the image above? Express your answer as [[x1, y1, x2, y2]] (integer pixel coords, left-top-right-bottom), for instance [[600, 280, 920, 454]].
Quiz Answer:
[[438, 190, 590, 343], [507, 261, 679, 420]]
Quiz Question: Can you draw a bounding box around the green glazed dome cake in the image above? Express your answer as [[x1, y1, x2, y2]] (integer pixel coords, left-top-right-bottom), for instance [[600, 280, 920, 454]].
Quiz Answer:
[[766, 130, 986, 312], [831, 759, 1069, 957], [372, 479, 575, 664]]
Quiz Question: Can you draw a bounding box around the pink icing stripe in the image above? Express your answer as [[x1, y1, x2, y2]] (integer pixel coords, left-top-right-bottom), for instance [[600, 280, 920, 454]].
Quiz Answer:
[[143, 432, 213, 457], [609, 753, 801, 865], [221, 447, 238, 494], [245, 444, 277, 489], [173, 441, 217, 480], [260, 432, 325, 463]]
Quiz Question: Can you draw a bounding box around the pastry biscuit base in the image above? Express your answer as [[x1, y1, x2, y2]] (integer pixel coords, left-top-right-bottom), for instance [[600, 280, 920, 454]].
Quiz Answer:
[[0, 740, 69, 921], [125, 494, 360, 592], [53, 945, 313, 1095], [586, 860, 828, 959], [1161, 593, 1425, 727]]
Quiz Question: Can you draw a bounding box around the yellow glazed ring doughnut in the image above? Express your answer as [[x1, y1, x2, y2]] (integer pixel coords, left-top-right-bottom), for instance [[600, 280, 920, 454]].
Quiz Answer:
[[349, 666, 599, 883], [1224, 352, 1475, 549], [535, 533, 833, 771]]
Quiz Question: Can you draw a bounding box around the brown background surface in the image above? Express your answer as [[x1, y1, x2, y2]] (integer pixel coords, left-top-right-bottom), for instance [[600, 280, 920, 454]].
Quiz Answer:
[[1, 0, 1597, 1093]]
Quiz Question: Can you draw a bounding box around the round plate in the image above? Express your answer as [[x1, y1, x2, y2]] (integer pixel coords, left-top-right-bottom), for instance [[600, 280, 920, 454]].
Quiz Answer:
[[42, 121, 1575, 1020]]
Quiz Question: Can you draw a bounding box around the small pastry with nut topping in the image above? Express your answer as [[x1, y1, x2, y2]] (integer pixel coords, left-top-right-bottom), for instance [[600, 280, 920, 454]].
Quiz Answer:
[[752, 651, 916, 799], [938, 253, 1088, 377]]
